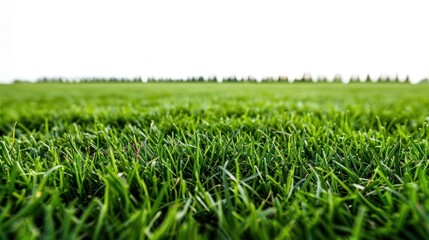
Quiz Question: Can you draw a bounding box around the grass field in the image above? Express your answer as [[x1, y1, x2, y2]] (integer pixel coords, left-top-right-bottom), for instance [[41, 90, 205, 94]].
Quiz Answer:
[[1, 83, 429, 239]]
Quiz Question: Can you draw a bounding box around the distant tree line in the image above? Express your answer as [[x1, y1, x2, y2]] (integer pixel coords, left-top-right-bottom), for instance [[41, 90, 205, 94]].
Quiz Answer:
[[12, 75, 428, 84], [27, 77, 143, 83]]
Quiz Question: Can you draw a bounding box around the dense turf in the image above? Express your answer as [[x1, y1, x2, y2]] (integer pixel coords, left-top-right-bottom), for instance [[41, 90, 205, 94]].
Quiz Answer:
[[1, 83, 429, 239]]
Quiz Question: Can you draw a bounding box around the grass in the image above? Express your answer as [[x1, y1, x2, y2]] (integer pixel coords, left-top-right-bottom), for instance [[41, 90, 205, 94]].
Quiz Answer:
[[0, 82, 429, 239]]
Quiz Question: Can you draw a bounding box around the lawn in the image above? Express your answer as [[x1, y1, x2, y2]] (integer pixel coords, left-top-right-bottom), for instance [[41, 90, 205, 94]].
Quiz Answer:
[[0, 82, 429, 239]]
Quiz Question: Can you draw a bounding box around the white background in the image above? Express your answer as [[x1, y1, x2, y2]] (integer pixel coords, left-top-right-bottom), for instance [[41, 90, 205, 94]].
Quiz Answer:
[[0, 0, 428, 83]]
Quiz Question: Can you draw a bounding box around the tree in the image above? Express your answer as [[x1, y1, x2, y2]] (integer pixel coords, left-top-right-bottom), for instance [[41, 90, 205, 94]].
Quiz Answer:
[[349, 74, 360, 83], [278, 76, 288, 83], [365, 74, 372, 83], [333, 74, 342, 83], [392, 75, 400, 83], [317, 75, 328, 83], [404, 75, 410, 83]]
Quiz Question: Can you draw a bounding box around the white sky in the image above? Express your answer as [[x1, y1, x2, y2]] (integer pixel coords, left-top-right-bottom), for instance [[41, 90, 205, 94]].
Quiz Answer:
[[0, 0, 428, 83]]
